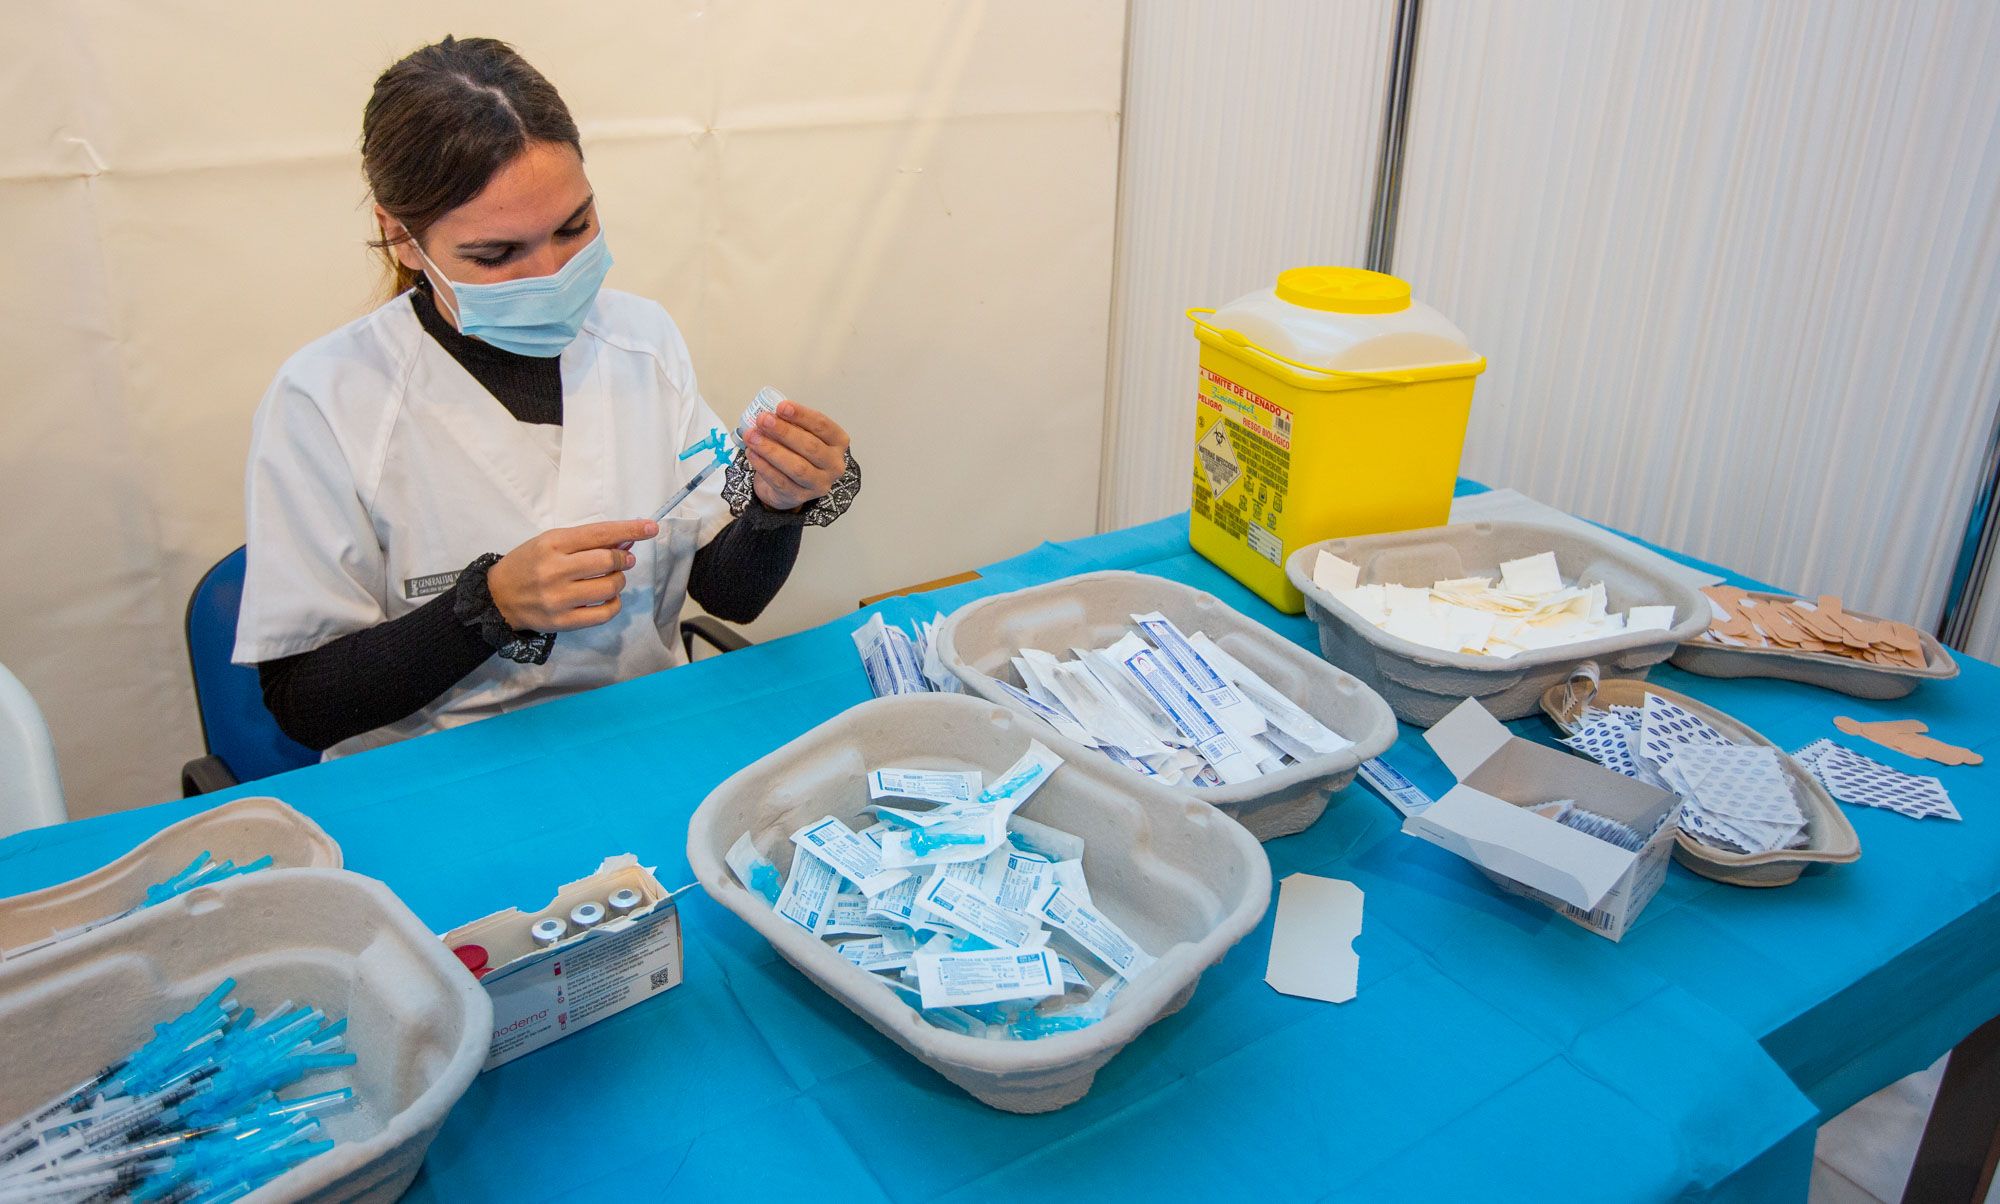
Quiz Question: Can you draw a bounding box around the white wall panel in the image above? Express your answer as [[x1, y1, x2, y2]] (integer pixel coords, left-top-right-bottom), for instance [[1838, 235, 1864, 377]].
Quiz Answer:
[[0, 1, 1124, 816], [1101, 0, 1394, 529], [1396, 0, 2000, 656]]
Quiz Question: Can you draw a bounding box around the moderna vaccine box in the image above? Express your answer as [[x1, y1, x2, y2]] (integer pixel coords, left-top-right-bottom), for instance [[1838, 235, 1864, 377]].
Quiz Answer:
[[440, 854, 684, 1070]]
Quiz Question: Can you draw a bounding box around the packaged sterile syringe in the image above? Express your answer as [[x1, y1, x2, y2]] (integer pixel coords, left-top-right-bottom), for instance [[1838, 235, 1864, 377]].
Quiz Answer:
[[439, 855, 684, 1069]]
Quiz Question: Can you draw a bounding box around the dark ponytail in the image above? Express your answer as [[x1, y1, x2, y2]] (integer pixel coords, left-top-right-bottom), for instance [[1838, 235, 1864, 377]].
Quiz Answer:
[[361, 36, 581, 297]]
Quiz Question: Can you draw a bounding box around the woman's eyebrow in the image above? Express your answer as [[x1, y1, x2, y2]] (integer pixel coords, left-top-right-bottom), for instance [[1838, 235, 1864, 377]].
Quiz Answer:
[[455, 196, 595, 255]]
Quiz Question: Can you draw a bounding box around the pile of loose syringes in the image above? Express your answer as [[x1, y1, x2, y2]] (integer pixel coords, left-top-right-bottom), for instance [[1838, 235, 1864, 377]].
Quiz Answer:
[[728, 742, 1147, 1040], [856, 610, 1352, 789], [0, 979, 352, 1203], [4, 853, 272, 961]]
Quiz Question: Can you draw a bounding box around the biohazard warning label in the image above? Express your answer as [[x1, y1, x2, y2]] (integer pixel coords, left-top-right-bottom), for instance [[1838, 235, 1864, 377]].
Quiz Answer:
[[1195, 418, 1242, 499], [1191, 367, 1293, 561]]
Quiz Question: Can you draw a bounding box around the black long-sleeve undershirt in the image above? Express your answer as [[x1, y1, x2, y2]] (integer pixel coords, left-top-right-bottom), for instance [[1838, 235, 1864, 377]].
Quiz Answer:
[[256, 287, 803, 752]]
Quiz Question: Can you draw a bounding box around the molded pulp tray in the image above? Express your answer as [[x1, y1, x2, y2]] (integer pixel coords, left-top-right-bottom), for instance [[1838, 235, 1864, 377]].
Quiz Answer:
[[1669, 589, 1958, 699], [0, 797, 342, 960], [1540, 672, 1860, 887], [686, 693, 1273, 1113], [932, 570, 1397, 841], [1286, 520, 1712, 724], [0, 868, 491, 1203]]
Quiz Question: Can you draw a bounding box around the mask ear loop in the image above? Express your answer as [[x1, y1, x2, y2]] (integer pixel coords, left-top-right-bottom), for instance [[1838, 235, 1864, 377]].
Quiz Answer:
[[393, 222, 463, 329]]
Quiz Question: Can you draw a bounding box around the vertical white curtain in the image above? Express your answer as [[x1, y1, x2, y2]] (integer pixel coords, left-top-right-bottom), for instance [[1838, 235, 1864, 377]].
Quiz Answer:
[[1393, 0, 2000, 655], [0, 1, 1125, 816], [1100, 0, 1395, 529]]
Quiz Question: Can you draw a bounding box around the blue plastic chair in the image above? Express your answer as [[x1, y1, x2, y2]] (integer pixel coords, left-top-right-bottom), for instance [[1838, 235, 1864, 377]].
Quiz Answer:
[[182, 547, 318, 795]]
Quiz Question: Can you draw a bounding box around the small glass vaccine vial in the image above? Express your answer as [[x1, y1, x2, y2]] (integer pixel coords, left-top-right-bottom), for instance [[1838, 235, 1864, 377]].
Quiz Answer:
[[530, 918, 568, 947], [569, 901, 606, 930], [606, 888, 643, 917], [736, 386, 786, 441]]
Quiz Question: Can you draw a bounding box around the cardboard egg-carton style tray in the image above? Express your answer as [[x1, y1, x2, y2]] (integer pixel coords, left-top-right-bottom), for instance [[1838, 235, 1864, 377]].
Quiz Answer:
[[1540, 675, 1859, 888], [1286, 520, 1711, 724], [1670, 588, 1957, 699], [0, 797, 341, 962], [0, 868, 490, 1203], [687, 693, 1271, 1113], [933, 570, 1397, 841]]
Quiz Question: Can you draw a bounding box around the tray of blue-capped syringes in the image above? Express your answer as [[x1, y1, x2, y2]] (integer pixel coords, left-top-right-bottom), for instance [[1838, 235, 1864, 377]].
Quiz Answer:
[[0, 799, 489, 1201]]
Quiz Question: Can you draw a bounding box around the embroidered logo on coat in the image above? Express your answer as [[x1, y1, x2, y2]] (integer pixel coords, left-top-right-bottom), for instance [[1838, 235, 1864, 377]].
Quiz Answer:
[[403, 570, 463, 599]]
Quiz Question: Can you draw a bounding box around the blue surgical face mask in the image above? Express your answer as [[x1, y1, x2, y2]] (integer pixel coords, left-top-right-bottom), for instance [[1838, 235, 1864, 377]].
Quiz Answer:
[[412, 229, 613, 358]]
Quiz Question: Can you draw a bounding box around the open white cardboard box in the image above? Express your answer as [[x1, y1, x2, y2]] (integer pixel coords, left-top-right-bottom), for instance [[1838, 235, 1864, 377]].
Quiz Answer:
[[441, 855, 683, 1070], [1403, 698, 1679, 941]]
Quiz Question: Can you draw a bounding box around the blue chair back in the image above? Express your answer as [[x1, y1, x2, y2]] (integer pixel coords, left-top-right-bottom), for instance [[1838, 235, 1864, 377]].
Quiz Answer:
[[186, 547, 318, 783]]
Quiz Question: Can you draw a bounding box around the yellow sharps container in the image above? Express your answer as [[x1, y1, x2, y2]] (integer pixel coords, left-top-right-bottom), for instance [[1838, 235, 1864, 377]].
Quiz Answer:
[[1187, 266, 1486, 613]]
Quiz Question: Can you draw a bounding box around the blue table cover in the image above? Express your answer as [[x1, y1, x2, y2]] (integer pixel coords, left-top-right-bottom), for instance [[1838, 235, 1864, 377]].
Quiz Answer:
[[5, 486, 1994, 1202]]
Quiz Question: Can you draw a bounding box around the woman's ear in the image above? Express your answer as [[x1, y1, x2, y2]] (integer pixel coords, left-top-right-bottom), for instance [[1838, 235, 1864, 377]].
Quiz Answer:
[[374, 203, 423, 272]]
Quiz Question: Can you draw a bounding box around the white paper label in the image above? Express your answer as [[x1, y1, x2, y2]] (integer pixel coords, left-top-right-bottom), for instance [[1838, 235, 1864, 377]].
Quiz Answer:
[[773, 853, 840, 932], [1035, 885, 1154, 979], [915, 871, 1042, 950], [792, 816, 908, 894], [864, 875, 921, 926], [868, 768, 981, 806], [991, 851, 1060, 915], [1357, 758, 1434, 817], [836, 928, 918, 972], [912, 948, 1063, 1010], [1120, 646, 1263, 784], [817, 891, 897, 937]]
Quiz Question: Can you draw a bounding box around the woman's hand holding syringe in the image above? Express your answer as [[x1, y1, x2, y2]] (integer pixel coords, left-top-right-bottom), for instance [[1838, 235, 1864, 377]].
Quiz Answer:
[[655, 387, 852, 521]]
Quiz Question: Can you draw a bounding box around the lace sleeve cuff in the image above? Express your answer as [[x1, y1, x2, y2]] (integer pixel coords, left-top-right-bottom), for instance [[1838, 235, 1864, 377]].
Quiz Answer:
[[452, 552, 557, 665], [722, 448, 862, 529]]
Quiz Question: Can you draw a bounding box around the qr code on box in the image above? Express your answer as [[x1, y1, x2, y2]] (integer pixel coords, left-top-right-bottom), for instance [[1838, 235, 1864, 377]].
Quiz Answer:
[[649, 967, 674, 991]]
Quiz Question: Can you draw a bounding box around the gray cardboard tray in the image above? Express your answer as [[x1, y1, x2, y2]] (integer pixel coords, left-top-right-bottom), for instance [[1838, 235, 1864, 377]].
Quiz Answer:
[[1669, 590, 1958, 699], [932, 570, 1397, 841], [686, 693, 1271, 1113], [0, 868, 490, 1203], [1540, 669, 1860, 887], [1285, 520, 1711, 724]]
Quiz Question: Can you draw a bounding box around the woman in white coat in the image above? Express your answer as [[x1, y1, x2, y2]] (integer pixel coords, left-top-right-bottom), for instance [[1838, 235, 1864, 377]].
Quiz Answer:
[[233, 37, 859, 757]]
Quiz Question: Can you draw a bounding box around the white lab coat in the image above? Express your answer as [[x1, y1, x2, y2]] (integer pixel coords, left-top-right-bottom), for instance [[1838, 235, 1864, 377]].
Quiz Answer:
[[233, 288, 733, 758]]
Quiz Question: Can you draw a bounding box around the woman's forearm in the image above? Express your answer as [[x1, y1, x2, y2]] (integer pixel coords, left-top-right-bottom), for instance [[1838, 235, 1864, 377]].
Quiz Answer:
[[263, 507, 811, 751], [686, 509, 805, 623], [257, 578, 496, 751]]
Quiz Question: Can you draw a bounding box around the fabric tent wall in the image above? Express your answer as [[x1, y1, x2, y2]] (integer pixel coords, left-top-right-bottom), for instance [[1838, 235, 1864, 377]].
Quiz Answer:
[[1393, 0, 2000, 658], [0, 2, 1125, 817], [1099, 0, 1394, 530]]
